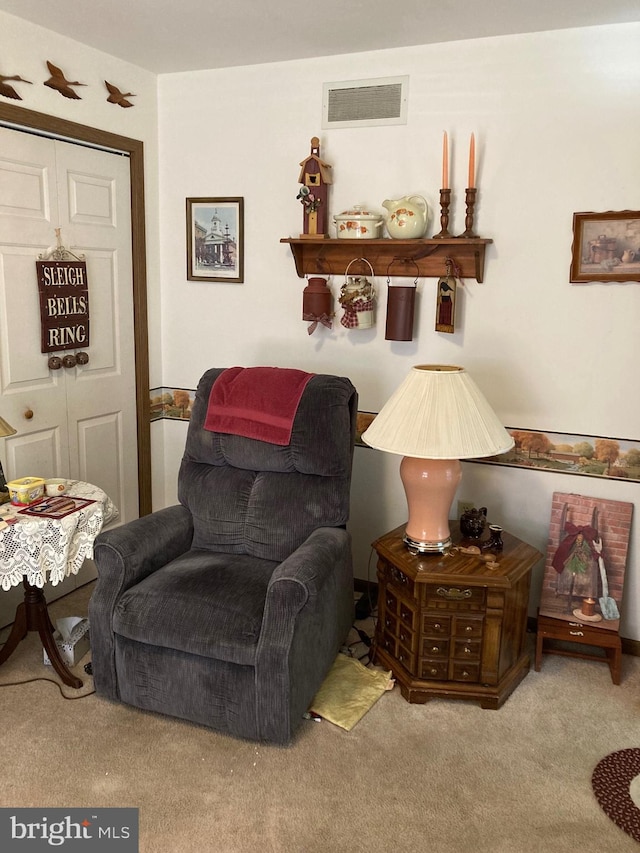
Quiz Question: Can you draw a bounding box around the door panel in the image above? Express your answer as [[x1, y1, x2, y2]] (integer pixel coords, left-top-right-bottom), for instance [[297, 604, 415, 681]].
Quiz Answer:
[[75, 412, 123, 505], [0, 141, 54, 234], [0, 144, 68, 480], [55, 142, 137, 522], [67, 171, 117, 228], [0, 127, 139, 628], [8, 426, 64, 481]]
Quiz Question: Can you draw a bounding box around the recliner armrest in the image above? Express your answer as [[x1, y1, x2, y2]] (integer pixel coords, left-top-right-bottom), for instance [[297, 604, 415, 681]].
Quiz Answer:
[[93, 504, 194, 591], [90, 505, 194, 701], [255, 526, 353, 742], [266, 526, 349, 608]]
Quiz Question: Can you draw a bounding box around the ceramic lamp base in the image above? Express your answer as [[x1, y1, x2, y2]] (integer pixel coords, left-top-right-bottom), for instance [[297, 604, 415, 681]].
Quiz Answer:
[[403, 531, 452, 554], [400, 456, 462, 553]]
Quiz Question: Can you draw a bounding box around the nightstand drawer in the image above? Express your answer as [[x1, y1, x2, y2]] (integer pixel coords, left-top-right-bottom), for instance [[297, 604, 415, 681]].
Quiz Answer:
[[421, 637, 450, 659], [450, 661, 480, 682], [423, 615, 451, 636], [453, 638, 482, 660], [379, 631, 396, 657], [384, 589, 399, 615], [379, 559, 415, 597], [383, 613, 398, 636], [452, 616, 484, 638], [420, 660, 448, 680], [396, 643, 414, 672], [397, 624, 415, 651], [399, 600, 417, 630], [425, 585, 485, 610]]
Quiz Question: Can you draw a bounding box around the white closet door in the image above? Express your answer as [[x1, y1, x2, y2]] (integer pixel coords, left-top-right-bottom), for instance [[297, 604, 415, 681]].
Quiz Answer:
[[0, 127, 139, 626]]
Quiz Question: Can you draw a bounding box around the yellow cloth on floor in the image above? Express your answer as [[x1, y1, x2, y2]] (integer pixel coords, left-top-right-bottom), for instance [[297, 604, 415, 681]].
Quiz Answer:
[[309, 654, 393, 731]]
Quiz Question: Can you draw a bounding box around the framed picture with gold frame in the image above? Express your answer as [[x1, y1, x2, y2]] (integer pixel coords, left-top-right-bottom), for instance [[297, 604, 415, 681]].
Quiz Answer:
[[570, 210, 640, 283]]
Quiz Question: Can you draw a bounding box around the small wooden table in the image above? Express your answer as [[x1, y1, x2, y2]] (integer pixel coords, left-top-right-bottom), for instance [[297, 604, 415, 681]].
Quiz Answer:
[[372, 523, 542, 709], [534, 613, 622, 684]]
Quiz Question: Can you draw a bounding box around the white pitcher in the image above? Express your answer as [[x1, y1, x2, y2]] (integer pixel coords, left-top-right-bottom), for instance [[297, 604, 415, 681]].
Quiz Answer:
[[382, 195, 429, 239]]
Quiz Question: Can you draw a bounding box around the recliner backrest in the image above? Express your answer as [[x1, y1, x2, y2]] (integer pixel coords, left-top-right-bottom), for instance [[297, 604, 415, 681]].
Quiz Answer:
[[178, 368, 357, 561]]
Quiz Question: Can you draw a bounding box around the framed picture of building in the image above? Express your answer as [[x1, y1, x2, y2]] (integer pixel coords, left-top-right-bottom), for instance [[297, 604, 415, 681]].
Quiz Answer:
[[539, 492, 633, 632], [186, 197, 244, 282]]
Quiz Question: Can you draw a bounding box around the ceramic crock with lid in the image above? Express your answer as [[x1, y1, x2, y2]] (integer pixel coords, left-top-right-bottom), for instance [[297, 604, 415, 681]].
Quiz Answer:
[[333, 205, 384, 239]]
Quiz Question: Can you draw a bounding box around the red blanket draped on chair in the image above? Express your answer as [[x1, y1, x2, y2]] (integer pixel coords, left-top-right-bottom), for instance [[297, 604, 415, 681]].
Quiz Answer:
[[204, 366, 314, 445]]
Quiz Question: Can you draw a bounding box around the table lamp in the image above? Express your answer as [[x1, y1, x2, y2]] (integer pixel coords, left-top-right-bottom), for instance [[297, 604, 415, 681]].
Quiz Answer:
[[0, 415, 17, 502], [361, 364, 514, 553]]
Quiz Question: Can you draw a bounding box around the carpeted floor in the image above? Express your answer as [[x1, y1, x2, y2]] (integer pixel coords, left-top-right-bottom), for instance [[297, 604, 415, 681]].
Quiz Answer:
[[1, 582, 640, 853]]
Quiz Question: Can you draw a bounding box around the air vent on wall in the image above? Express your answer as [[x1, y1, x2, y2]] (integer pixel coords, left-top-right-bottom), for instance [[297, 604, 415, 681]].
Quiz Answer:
[[322, 76, 409, 129]]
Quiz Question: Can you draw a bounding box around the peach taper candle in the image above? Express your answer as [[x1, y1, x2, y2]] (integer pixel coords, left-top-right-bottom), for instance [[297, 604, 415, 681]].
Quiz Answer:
[[442, 131, 449, 190], [468, 132, 476, 189]]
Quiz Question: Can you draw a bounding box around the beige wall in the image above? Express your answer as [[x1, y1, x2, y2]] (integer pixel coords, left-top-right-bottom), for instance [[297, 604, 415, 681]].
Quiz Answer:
[[157, 24, 640, 635]]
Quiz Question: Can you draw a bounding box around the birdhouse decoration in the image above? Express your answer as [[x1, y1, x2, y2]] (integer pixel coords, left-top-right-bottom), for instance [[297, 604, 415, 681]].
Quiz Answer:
[[297, 137, 332, 238]]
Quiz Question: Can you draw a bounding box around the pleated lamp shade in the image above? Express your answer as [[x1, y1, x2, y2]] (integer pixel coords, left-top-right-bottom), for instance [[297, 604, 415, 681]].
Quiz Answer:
[[361, 365, 513, 553]]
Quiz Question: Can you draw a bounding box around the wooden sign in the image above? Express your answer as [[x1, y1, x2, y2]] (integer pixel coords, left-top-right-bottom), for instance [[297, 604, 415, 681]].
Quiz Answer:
[[435, 273, 456, 333], [36, 260, 90, 353]]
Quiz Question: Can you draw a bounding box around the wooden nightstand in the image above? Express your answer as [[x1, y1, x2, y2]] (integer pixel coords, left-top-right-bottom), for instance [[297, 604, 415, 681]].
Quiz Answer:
[[372, 523, 542, 709]]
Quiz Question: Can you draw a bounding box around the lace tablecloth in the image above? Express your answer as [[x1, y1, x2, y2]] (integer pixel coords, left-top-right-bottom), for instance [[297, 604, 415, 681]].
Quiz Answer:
[[0, 481, 119, 590]]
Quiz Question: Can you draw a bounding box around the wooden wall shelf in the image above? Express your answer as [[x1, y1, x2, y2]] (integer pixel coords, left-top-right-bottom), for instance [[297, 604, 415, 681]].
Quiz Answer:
[[281, 237, 493, 282]]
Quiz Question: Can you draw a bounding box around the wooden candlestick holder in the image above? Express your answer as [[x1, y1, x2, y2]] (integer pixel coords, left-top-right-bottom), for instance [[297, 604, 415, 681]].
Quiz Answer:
[[458, 187, 478, 238], [433, 188, 452, 239]]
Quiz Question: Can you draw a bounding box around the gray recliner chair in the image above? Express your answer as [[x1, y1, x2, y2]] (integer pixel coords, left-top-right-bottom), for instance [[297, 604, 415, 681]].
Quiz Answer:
[[89, 367, 357, 744]]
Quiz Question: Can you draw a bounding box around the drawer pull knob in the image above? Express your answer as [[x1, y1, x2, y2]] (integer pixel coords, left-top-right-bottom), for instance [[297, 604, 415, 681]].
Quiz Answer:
[[437, 586, 472, 600], [429, 668, 438, 676], [434, 623, 441, 630], [464, 647, 472, 654], [569, 630, 584, 637], [462, 670, 470, 678], [465, 625, 474, 633], [431, 645, 440, 653]]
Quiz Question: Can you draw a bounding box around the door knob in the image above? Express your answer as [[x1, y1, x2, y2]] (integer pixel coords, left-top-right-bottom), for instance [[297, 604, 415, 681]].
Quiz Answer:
[[62, 354, 76, 368]]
